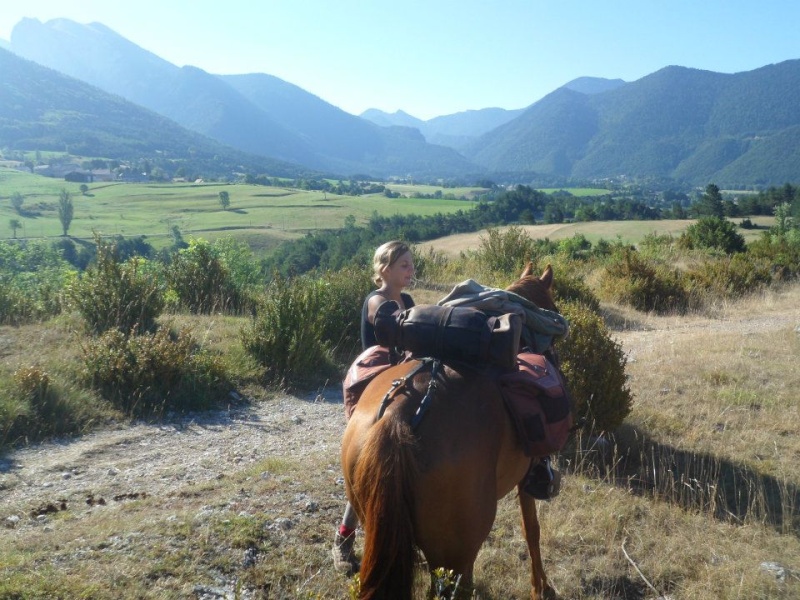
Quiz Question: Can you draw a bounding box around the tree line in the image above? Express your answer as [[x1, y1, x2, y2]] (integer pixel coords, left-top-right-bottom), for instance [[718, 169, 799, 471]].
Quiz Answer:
[[259, 183, 800, 277]]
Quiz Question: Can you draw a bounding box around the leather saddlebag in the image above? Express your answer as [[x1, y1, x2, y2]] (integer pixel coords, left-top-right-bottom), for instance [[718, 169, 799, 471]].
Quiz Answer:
[[498, 352, 573, 457], [373, 301, 522, 371]]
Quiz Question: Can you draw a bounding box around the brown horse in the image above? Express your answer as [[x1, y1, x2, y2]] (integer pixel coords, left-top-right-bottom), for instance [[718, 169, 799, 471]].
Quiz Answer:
[[341, 263, 560, 600]]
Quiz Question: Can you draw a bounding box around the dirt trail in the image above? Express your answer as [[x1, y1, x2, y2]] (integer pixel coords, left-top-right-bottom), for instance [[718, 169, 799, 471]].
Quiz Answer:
[[1, 389, 345, 527]]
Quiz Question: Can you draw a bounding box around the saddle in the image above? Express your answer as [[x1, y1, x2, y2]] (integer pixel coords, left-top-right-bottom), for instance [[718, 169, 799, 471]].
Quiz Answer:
[[343, 305, 573, 456], [343, 349, 572, 458], [342, 345, 398, 420]]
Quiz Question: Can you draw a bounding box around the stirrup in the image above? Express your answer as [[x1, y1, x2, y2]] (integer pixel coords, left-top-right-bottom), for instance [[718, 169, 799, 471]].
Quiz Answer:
[[522, 456, 561, 500]]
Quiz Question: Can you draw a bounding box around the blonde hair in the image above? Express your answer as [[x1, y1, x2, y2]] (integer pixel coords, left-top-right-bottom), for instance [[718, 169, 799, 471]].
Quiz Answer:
[[372, 241, 411, 286]]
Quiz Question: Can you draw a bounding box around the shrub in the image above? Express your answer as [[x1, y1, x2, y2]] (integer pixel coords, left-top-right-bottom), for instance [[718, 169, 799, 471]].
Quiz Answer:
[[0, 380, 27, 447], [81, 325, 227, 416], [0, 281, 40, 326], [240, 274, 339, 388], [0, 240, 73, 324], [1, 366, 94, 446], [550, 263, 601, 313], [678, 216, 746, 254], [475, 226, 540, 274], [166, 238, 250, 314], [558, 301, 633, 432], [68, 236, 164, 335], [315, 266, 374, 359], [412, 246, 450, 286], [739, 218, 756, 229], [556, 233, 592, 260], [748, 232, 800, 280], [685, 254, 774, 299], [638, 231, 676, 256], [13, 366, 51, 410], [598, 248, 689, 314]]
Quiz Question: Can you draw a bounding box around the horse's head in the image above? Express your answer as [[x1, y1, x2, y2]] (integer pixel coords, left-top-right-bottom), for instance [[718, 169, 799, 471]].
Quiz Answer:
[[506, 262, 557, 312]]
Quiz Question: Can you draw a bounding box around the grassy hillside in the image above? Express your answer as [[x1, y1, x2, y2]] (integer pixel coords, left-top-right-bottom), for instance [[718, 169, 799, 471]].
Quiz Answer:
[[0, 48, 303, 180], [464, 61, 800, 187]]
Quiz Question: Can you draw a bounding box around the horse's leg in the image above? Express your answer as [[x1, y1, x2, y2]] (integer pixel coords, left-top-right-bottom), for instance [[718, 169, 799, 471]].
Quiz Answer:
[[419, 526, 480, 600], [517, 487, 556, 600], [427, 567, 474, 600], [416, 477, 492, 600]]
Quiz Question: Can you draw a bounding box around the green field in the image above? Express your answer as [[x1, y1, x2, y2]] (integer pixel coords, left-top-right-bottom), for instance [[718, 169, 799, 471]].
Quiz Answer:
[[0, 169, 476, 249], [1, 169, 775, 254]]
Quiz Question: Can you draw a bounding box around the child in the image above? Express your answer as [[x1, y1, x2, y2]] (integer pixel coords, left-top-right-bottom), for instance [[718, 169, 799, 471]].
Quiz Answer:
[[332, 240, 415, 574]]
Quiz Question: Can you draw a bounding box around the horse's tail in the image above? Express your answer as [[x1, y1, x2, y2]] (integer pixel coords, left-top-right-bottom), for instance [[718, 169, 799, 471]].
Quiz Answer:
[[354, 411, 419, 600]]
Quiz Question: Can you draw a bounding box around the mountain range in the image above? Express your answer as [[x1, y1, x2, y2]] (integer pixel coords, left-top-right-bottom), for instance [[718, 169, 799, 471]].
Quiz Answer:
[[5, 18, 473, 179], [3, 17, 800, 186], [359, 77, 625, 151]]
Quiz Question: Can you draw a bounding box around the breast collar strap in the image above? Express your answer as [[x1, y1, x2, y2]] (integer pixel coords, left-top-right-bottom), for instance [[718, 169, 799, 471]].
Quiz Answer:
[[375, 358, 439, 427]]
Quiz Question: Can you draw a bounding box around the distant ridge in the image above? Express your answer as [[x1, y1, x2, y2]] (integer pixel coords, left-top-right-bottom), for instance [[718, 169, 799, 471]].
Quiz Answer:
[[462, 61, 800, 186], [10, 17, 476, 179], [360, 109, 425, 129], [561, 76, 627, 95], [361, 106, 525, 151]]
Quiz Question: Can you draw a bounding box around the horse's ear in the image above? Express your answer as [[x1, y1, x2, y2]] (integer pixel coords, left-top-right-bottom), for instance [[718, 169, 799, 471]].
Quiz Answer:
[[520, 261, 535, 278], [540, 264, 553, 290]]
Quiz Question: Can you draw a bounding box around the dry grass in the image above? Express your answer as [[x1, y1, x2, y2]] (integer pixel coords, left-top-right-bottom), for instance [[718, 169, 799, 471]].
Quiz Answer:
[[415, 218, 776, 258], [1, 285, 799, 598], [470, 283, 800, 599]]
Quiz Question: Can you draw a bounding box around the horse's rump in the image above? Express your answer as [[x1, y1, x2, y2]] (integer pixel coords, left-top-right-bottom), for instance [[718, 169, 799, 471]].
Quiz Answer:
[[346, 359, 516, 596]]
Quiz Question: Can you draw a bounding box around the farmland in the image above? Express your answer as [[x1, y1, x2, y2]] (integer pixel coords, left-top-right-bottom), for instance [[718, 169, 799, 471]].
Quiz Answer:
[[0, 169, 478, 251]]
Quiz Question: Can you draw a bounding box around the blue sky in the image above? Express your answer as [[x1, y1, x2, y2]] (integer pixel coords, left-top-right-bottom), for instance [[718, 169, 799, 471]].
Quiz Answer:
[[1, 1, 798, 120]]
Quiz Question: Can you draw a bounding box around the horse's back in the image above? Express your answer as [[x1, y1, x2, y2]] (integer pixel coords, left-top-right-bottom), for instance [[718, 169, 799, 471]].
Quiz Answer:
[[343, 359, 530, 570]]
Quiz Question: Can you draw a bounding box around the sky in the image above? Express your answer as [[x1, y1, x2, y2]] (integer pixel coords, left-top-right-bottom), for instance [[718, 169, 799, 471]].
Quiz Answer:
[[1, 1, 799, 121]]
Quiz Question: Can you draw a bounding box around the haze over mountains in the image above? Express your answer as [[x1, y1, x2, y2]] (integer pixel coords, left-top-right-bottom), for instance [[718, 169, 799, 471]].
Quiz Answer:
[[0, 47, 308, 179], [3, 17, 800, 186]]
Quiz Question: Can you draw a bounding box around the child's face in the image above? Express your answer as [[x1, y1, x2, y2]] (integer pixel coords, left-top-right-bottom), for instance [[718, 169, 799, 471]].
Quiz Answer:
[[382, 251, 415, 288]]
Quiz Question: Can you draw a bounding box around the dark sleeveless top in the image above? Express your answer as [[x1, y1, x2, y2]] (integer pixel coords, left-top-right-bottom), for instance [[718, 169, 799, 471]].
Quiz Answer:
[[360, 290, 415, 350]]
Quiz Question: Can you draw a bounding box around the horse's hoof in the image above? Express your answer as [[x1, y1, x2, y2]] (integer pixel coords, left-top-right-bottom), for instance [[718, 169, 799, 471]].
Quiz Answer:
[[541, 585, 560, 600]]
